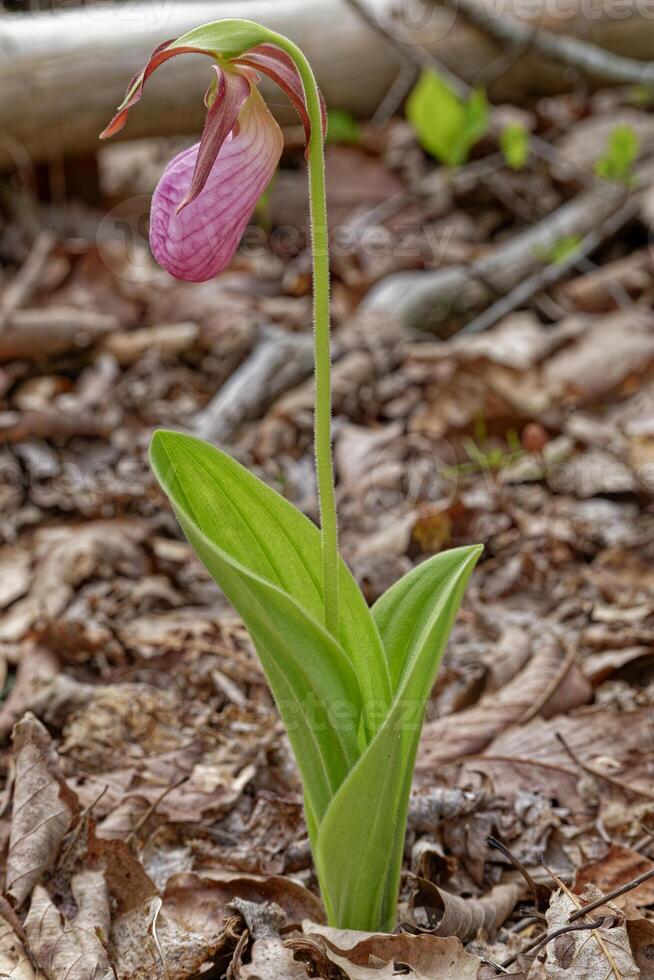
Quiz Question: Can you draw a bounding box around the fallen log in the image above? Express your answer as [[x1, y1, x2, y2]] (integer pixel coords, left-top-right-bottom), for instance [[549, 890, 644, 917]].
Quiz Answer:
[[2, 0, 654, 165], [362, 180, 631, 333], [193, 325, 315, 442]]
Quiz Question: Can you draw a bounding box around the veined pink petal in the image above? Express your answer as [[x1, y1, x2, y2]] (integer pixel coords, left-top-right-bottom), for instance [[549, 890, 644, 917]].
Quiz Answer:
[[150, 88, 283, 282], [233, 43, 327, 149], [99, 40, 210, 139], [177, 66, 251, 212]]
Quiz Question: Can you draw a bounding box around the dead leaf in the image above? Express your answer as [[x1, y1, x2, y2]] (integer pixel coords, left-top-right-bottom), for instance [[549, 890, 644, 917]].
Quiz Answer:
[[227, 898, 307, 979], [542, 311, 654, 405], [24, 876, 111, 980], [0, 913, 43, 978], [6, 714, 77, 906], [110, 896, 222, 980], [625, 915, 654, 975], [574, 845, 654, 910], [543, 888, 638, 979], [301, 924, 483, 979], [164, 871, 324, 936], [0, 546, 30, 609], [0, 522, 148, 642], [409, 875, 526, 942], [0, 647, 58, 739], [418, 633, 591, 771]]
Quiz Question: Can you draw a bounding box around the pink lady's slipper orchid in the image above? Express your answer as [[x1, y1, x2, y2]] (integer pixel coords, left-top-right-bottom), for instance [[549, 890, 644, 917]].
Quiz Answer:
[[101, 38, 326, 282]]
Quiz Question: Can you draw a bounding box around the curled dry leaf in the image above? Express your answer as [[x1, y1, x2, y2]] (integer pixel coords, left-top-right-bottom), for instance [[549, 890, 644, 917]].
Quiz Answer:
[[409, 875, 526, 943], [408, 787, 485, 834], [164, 871, 325, 937], [543, 888, 638, 979], [301, 923, 484, 979], [227, 898, 307, 980], [24, 875, 111, 980], [6, 713, 77, 907], [418, 633, 591, 771]]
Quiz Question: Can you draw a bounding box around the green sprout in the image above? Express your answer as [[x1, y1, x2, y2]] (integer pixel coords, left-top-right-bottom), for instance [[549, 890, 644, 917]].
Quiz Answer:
[[594, 125, 639, 185], [536, 234, 583, 266], [406, 69, 489, 166], [500, 123, 529, 170]]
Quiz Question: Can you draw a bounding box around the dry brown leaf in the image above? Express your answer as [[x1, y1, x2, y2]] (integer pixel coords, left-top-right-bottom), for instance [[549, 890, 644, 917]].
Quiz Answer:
[[408, 787, 485, 833], [456, 755, 591, 824], [557, 251, 652, 313], [302, 924, 483, 979], [110, 896, 222, 980], [0, 522, 147, 642], [543, 888, 638, 979], [574, 845, 654, 910], [0, 546, 31, 609], [418, 633, 591, 771], [86, 833, 158, 914], [485, 705, 654, 818], [625, 915, 654, 976], [85, 833, 223, 979], [0, 647, 58, 739], [24, 875, 111, 980], [409, 876, 525, 942], [164, 871, 324, 936], [6, 713, 77, 906], [0, 913, 43, 978], [542, 311, 654, 405], [227, 898, 307, 979]]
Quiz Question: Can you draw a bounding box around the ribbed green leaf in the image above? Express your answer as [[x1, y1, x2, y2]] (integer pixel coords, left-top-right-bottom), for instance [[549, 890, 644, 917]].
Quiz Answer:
[[151, 434, 356, 821], [374, 545, 484, 693], [315, 546, 482, 930], [150, 431, 390, 736]]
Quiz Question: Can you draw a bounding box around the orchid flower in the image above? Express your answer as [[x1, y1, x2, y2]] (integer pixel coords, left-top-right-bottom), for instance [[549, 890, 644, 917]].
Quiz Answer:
[[102, 20, 481, 934], [101, 33, 325, 282]]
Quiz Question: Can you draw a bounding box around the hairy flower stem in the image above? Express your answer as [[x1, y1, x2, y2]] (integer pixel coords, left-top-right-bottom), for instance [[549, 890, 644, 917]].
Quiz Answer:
[[270, 38, 339, 636]]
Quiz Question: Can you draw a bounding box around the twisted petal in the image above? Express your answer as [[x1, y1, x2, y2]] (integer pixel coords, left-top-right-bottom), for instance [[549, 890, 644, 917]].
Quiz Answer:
[[149, 88, 283, 282], [234, 43, 327, 149], [177, 66, 251, 212], [99, 40, 209, 139]]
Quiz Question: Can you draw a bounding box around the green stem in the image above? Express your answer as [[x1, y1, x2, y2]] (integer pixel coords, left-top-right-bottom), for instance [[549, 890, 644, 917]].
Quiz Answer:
[[269, 38, 339, 637]]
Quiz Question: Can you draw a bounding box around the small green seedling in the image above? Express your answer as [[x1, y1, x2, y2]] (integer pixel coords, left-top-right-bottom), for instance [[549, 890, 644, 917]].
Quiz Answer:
[[500, 123, 529, 170], [594, 125, 639, 185], [103, 18, 481, 933], [536, 234, 583, 266], [407, 69, 489, 166]]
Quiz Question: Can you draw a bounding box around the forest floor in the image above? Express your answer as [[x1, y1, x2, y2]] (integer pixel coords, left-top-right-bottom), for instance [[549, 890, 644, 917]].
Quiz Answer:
[[1, 74, 654, 979]]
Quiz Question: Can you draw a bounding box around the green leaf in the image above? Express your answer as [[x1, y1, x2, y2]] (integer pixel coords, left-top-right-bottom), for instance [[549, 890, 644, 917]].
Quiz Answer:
[[594, 125, 639, 185], [150, 431, 364, 822], [326, 109, 361, 145], [150, 430, 390, 729], [315, 545, 482, 930], [406, 70, 488, 166], [500, 123, 529, 170], [536, 234, 582, 266]]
